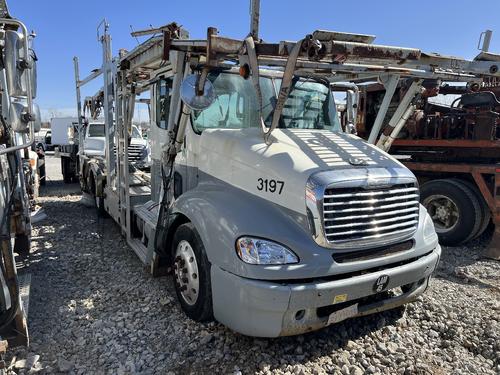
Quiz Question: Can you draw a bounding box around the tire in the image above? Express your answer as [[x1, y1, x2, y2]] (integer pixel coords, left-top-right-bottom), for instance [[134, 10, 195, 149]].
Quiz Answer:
[[61, 158, 71, 184], [171, 223, 213, 322], [95, 192, 106, 217], [91, 174, 106, 217], [39, 164, 46, 186], [14, 234, 30, 257], [453, 179, 492, 240], [420, 179, 482, 246]]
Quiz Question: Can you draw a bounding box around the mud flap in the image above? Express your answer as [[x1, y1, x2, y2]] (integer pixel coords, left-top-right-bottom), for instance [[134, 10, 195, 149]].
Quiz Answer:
[[483, 224, 500, 260]]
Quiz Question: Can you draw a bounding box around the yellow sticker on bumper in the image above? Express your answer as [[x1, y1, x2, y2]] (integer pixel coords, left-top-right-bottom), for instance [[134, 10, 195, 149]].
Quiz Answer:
[[333, 294, 348, 304]]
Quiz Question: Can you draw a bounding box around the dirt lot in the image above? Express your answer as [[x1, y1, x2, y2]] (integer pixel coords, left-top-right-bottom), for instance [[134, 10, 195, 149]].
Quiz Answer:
[[5, 155, 500, 374]]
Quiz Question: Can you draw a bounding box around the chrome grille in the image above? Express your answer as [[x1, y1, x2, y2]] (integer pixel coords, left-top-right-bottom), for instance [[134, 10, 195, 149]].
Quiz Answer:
[[113, 144, 144, 162], [323, 183, 419, 246]]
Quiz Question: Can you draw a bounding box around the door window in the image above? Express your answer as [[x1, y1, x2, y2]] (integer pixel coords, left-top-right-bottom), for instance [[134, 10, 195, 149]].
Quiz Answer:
[[156, 77, 173, 129]]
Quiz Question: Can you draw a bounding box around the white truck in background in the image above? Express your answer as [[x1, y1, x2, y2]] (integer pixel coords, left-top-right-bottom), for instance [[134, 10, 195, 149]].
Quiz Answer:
[[51, 117, 80, 183], [56, 118, 151, 184], [50, 117, 78, 148]]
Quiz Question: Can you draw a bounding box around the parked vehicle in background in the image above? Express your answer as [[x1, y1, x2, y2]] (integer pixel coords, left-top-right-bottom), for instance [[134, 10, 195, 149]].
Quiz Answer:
[[83, 123, 151, 168], [50, 117, 78, 149], [34, 128, 49, 152], [0, 0, 40, 351], [43, 130, 52, 151], [347, 33, 500, 259]]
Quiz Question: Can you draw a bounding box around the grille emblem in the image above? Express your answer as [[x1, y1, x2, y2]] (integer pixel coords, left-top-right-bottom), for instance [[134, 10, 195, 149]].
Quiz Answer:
[[373, 274, 390, 292]]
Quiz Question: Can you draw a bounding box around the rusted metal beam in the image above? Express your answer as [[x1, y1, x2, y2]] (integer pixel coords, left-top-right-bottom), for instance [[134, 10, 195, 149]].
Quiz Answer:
[[403, 161, 498, 174], [393, 139, 500, 149], [472, 171, 496, 213]]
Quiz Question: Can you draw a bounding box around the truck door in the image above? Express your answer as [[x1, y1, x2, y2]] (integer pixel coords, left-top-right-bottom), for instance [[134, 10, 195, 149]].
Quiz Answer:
[[151, 75, 191, 201]]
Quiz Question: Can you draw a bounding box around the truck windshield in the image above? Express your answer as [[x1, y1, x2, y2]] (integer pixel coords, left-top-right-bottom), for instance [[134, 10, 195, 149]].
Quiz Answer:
[[192, 72, 341, 132], [88, 124, 105, 137], [131, 127, 142, 139]]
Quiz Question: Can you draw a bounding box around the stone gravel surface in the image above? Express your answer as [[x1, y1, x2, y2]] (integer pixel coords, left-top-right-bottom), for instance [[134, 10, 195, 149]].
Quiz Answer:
[[5, 156, 500, 374]]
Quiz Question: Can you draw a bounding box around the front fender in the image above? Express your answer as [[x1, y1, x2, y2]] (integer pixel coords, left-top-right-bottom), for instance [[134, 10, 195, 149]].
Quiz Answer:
[[170, 180, 318, 280]]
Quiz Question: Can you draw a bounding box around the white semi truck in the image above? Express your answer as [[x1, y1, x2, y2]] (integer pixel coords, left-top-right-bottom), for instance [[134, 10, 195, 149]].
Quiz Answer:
[[73, 2, 500, 337]]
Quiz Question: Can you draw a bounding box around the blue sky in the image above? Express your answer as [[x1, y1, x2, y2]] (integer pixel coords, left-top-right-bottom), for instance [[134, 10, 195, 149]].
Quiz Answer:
[[10, 0, 500, 120]]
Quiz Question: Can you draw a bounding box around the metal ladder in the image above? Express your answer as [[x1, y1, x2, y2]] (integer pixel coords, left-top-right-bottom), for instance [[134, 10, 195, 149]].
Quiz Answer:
[[115, 70, 131, 240]]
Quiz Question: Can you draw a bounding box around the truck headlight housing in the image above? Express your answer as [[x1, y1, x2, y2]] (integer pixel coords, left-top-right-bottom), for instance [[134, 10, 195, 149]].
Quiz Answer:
[[236, 237, 299, 265]]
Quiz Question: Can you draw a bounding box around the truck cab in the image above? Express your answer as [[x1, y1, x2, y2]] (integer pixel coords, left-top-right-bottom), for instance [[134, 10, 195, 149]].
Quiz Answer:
[[84, 122, 151, 169], [147, 68, 441, 337], [76, 14, 500, 336]]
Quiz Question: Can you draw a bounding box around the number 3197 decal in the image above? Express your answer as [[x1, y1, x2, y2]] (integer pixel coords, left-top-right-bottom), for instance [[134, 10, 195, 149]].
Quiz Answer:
[[257, 178, 284, 194]]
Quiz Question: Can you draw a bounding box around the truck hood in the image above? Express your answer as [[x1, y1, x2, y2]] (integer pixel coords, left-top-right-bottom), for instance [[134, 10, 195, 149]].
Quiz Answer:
[[130, 138, 148, 147], [83, 137, 105, 156], [198, 127, 414, 214]]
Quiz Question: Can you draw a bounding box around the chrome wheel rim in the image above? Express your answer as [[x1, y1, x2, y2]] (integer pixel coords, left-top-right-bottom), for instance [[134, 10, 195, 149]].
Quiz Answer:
[[423, 194, 460, 233], [174, 240, 199, 306]]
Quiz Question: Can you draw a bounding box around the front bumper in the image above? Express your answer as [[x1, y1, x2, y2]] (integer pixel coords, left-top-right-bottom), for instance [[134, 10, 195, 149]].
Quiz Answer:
[[212, 245, 441, 337]]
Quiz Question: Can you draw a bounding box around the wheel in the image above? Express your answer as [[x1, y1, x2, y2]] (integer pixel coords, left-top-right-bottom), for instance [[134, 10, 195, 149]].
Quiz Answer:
[[91, 174, 106, 217], [453, 179, 492, 240], [14, 234, 30, 257], [420, 179, 482, 246], [172, 223, 213, 322], [39, 163, 46, 186], [94, 191, 106, 217], [61, 158, 71, 183]]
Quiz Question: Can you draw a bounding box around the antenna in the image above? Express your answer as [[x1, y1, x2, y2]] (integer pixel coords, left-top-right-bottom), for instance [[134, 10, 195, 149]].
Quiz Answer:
[[249, 0, 260, 41]]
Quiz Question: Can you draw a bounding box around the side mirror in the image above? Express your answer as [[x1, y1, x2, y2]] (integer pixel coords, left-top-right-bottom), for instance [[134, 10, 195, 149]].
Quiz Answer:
[[4, 30, 36, 99], [180, 74, 215, 110]]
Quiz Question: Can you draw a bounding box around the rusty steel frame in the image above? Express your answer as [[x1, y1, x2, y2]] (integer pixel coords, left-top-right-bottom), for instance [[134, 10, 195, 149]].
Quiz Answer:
[[117, 30, 500, 85], [393, 139, 500, 149]]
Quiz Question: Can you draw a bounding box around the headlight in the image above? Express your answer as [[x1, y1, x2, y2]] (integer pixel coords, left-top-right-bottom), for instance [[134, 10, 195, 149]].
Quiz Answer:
[[236, 237, 299, 265], [423, 212, 437, 240]]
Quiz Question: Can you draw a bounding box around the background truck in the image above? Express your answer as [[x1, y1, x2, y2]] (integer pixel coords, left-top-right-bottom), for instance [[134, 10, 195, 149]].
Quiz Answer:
[[73, 2, 499, 337], [347, 33, 500, 259], [355, 82, 499, 255], [0, 0, 40, 351], [56, 114, 151, 184], [50, 117, 79, 183]]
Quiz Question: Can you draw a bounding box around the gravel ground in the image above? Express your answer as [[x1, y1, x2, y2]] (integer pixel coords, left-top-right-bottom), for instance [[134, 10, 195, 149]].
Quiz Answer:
[[5, 155, 500, 374]]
